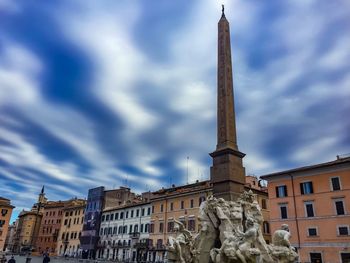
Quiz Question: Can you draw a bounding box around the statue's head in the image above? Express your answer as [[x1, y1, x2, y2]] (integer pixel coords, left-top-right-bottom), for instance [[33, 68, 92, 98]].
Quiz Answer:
[[281, 224, 289, 232]]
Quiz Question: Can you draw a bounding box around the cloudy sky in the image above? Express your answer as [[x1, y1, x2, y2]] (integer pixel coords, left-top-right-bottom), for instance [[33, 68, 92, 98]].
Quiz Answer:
[[1, 0, 349, 221]]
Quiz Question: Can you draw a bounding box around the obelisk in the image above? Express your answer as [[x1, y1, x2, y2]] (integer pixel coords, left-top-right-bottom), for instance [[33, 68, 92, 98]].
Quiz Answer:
[[210, 6, 246, 201]]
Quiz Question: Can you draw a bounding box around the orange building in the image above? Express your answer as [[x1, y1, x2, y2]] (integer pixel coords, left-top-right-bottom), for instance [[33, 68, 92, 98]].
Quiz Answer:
[[36, 201, 65, 255], [261, 156, 350, 263], [0, 197, 15, 251], [149, 180, 211, 262]]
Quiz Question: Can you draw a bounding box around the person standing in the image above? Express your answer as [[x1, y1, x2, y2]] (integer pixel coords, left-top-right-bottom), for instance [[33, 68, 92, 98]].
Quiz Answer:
[[7, 256, 16, 263], [43, 254, 50, 263]]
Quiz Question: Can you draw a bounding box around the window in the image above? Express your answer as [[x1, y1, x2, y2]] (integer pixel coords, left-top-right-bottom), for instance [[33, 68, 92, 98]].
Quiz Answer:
[[136, 209, 140, 217], [120, 212, 124, 219], [276, 185, 288, 197], [335, 200, 345, 215], [1, 209, 8, 216], [115, 213, 119, 220], [160, 204, 164, 213], [170, 203, 174, 211], [261, 199, 267, 209], [263, 221, 270, 234], [142, 208, 145, 216], [305, 202, 315, 217], [167, 221, 174, 232], [131, 210, 134, 218], [188, 219, 196, 231], [300, 182, 313, 195], [140, 224, 144, 233], [145, 223, 149, 233], [150, 223, 154, 233], [331, 177, 341, 191], [280, 205, 288, 219], [129, 225, 132, 233], [308, 227, 318, 236], [147, 207, 151, 215], [159, 222, 164, 233], [341, 253, 350, 263], [181, 201, 184, 209], [338, 226, 349, 236], [190, 199, 194, 208], [310, 253, 322, 263], [101, 215, 105, 222], [126, 211, 129, 218], [110, 214, 114, 221]]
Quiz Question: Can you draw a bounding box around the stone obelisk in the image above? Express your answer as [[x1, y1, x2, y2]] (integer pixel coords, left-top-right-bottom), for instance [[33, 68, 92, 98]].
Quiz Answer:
[[210, 6, 246, 201]]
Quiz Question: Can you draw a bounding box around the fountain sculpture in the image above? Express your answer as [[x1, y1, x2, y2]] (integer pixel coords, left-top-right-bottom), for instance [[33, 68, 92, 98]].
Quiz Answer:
[[167, 191, 298, 263]]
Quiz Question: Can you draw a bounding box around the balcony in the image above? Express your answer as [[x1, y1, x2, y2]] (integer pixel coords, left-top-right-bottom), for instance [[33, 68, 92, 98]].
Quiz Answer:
[[135, 239, 152, 249], [129, 232, 140, 239]]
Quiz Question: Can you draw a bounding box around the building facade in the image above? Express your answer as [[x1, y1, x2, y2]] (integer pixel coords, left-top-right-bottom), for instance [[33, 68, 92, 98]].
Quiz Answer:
[[56, 199, 86, 257], [80, 186, 143, 259], [149, 181, 211, 262], [0, 197, 14, 251], [13, 210, 43, 253], [261, 156, 350, 263], [97, 201, 152, 262], [4, 222, 17, 252], [35, 201, 65, 255], [80, 187, 105, 259]]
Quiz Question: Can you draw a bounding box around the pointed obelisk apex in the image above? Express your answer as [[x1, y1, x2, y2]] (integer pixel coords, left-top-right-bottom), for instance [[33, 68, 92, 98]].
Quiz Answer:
[[210, 7, 246, 201]]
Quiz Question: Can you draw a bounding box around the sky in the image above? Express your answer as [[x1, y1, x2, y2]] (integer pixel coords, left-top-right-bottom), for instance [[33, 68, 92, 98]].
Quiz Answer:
[[0, 0, 349, 222]]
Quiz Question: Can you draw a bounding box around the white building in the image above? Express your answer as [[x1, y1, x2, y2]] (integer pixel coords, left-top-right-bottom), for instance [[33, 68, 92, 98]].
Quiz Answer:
[[97, 201, 152, 262]]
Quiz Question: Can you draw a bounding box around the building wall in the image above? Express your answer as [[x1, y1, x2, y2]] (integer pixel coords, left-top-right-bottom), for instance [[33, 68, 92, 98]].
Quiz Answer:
[[14, 211, 42, 253], [4, 222, 16, 252], [0, 197, 14, 251], [149, 181, 211, 262], [80, 187, 104, 259], [265, 159, 350, 263], [36, 203, 65, 255], [97, 202, 151, 262], [57, 202, 86, 257]]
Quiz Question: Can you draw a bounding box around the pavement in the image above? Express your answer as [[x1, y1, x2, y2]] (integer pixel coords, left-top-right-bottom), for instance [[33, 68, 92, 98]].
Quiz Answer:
[[4, 256, 86, 263]]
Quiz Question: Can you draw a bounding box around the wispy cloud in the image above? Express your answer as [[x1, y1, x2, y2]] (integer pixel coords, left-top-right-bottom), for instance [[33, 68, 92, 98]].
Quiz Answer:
[[0, 0, 349, 221]]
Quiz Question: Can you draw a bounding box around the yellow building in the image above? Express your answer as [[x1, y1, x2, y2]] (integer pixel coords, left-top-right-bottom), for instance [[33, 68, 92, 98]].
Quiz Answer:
[[0, 197, 15, 251], [13, 210, 42, 253], [56, 199, 86, 257]]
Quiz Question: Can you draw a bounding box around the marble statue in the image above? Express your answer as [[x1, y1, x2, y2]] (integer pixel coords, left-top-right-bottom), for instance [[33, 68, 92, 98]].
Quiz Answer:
[[168, 219, 193, 263], [166, 191, 299, 263]]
